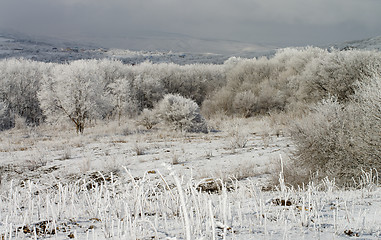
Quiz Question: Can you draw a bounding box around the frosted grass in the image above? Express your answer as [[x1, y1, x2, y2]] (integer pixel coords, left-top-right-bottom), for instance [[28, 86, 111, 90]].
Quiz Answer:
[[0, 168, 380, 239]]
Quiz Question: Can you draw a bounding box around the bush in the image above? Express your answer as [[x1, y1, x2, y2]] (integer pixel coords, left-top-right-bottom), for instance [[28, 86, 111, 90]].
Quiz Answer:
[[289, 77, 381, 186], [232, 91, 257, 117], [294, 49, 381, 104], [137, 109, 159, 130], [0, 101, 14, 131], [156, 94, 208, 133]]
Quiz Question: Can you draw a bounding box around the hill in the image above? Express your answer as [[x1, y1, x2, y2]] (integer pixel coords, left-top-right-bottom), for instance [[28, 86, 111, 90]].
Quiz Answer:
[[0, 30, 275, 64], [1, 30, 380, 65], [329, 35, 381, 51]]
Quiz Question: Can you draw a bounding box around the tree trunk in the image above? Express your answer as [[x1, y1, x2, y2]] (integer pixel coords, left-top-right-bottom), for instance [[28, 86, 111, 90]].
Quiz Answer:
[[74, 119, 85, 134]]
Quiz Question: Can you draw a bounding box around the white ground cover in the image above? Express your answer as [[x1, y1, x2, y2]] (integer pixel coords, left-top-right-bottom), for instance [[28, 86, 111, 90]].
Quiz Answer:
[[0, 118, 380, 239]]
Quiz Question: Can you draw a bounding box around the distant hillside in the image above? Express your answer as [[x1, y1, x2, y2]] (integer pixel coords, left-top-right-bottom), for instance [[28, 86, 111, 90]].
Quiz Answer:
[[329, 36, 381, 51], [2, 29, 380, 65], [0, 30, 274, 64], [84, 31, 273, 55], [0, 31, 107, 63]]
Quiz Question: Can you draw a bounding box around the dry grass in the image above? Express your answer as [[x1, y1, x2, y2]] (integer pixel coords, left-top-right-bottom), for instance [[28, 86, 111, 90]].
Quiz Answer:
[[61, 148, 72, 160], [134, 143, 146, 156], [267, 156, 311, 189], [197, 161, 264, 193], [171, 153, 180, 165]]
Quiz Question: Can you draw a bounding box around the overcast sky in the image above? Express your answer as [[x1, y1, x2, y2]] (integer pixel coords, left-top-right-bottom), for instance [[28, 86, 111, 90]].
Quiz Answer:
[[1, 0, 381, 49]]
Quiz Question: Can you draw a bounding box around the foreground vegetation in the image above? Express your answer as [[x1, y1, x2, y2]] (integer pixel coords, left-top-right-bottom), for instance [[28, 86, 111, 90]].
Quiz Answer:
[[1, 167, 380, 239]]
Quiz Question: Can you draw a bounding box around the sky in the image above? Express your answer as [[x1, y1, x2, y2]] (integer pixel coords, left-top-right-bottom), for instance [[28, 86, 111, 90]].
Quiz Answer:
[[1, 0, 381, 50]]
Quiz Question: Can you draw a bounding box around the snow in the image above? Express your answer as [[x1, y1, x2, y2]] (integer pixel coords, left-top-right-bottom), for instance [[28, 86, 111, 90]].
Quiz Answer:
[[1, 31, 381, 65], [0, 31, 275, 64], [0, 118, 380, 239], [329, 36, 381, 51]]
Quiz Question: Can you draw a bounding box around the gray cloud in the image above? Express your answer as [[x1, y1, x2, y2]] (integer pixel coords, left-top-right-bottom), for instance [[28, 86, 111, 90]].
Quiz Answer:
[[1, 0, 380, 48]]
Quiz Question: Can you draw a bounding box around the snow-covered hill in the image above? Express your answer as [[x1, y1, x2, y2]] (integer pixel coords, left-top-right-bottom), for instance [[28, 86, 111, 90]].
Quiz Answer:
[[329, 35, 381, 51], [0, 30, 275, 64], [1, 30, 381, 65], [0, 31, 107, 63], [83, 31, 272, 55]]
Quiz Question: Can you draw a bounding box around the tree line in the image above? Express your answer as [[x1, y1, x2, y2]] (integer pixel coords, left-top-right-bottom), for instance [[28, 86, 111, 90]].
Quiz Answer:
[[0, 47, 380, 133]]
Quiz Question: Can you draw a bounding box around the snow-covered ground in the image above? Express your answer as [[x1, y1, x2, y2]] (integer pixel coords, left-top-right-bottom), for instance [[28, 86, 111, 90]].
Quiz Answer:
[[0, 117, 380, 239]]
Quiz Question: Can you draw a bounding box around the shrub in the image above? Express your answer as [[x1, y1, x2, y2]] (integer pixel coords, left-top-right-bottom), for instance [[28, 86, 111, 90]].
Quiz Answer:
[[156, 94, 208, 133], [289, 77, 381, 186], [228, 124, 249, 150], [201, 87, 234, 118], [294, 50, 381, 104], [232, 91, 257, 117], [349, 77, 381, 165], [0, 101, 13, 131], [137, 109, 159, 130]]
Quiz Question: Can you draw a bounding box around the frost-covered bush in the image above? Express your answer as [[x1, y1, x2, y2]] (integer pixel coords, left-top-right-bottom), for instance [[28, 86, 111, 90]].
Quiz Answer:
[[201, 87, 234, 118], [349, 77, 381, 165], [203, 56, 289, 117], [0, 101, 13, 131], [289, 77, 381, 186], [232, 90, 257, 117], [156, 94, 208, 133], [137, 108, 159, 130], [294, 49, 381, 104]]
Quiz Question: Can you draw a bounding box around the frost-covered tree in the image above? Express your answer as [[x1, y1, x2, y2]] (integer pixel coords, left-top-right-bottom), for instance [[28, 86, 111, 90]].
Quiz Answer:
[[106, 78, 132, 121], [161, 64, 226, 105], [0, 58, 47, 126], [38, 60, 109, 133], [127, 74, 165, 112]]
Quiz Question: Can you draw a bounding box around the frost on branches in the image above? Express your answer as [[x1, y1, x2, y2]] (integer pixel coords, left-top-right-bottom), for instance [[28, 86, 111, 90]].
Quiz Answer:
[[38, 60, 110, 133], [0, 58, 46, 127]]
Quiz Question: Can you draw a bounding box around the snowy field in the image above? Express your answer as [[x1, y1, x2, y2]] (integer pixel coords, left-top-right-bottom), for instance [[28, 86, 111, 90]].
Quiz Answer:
[[0, 117, 380, 239]]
